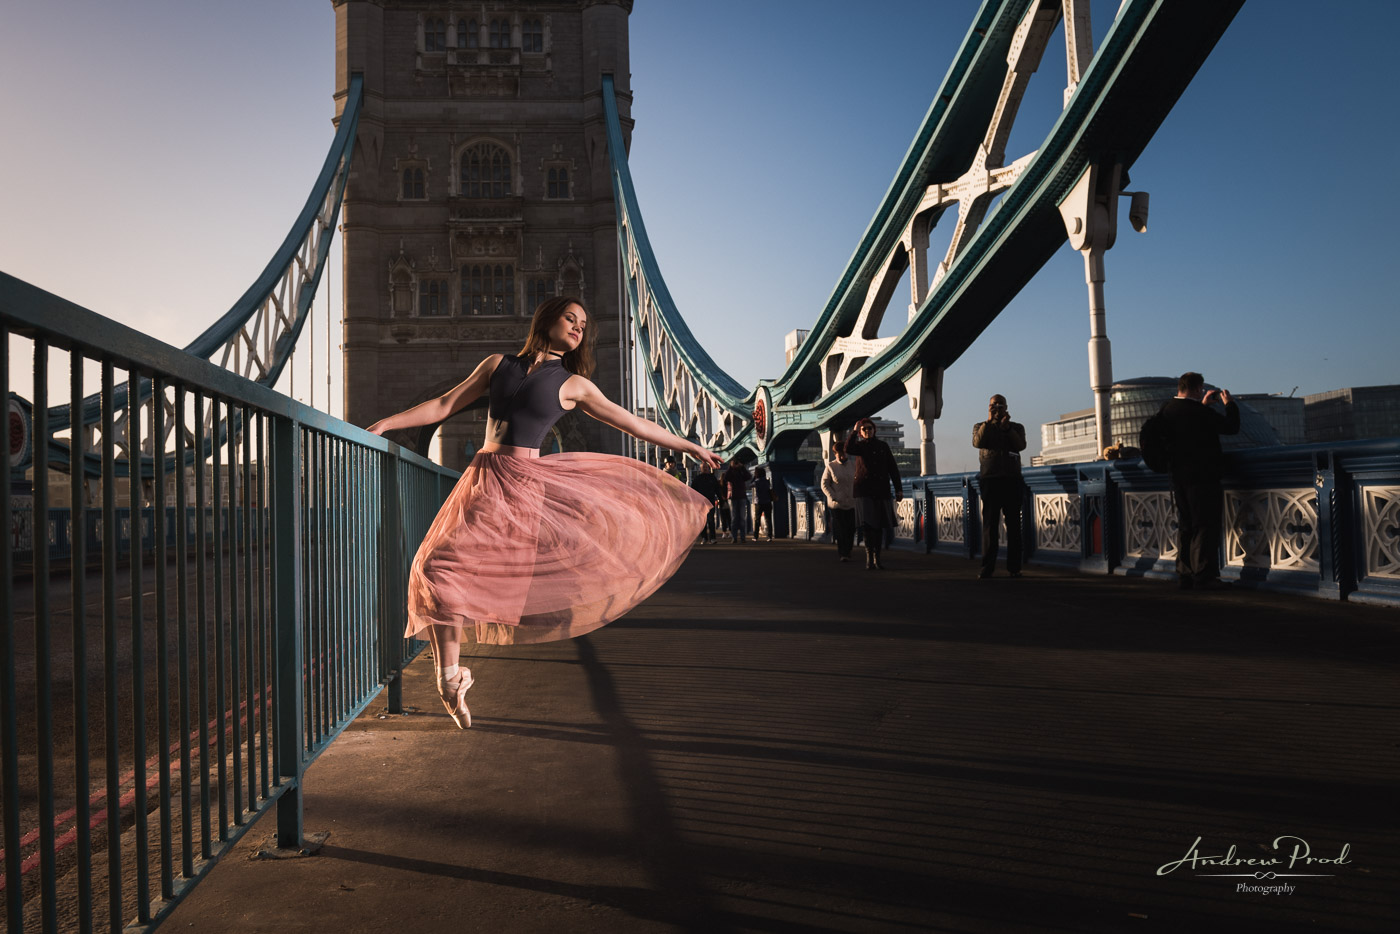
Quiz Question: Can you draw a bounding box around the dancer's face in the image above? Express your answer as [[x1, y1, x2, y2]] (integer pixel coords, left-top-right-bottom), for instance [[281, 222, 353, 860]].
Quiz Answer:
[[548, 304, 587, 353]]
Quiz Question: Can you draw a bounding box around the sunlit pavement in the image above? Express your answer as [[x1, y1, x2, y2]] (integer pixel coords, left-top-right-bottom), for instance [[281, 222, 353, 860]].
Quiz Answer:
[[165, 540, 1400, 933]]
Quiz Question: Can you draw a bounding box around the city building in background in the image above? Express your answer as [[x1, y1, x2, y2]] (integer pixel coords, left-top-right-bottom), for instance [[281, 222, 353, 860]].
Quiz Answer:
[[784, 328, 810, 366], [1303, 385, 1400, 443], [1235, 393, 1306, 444], [1036, 377, 1283, 465]]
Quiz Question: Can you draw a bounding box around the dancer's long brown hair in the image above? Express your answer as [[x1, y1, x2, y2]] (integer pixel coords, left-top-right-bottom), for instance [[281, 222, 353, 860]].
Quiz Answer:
[[517, 296, 595, 377]]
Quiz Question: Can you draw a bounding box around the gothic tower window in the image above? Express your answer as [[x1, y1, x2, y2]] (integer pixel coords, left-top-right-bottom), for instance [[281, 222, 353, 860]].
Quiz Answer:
[[458, 18, 478, 49], [462, 263, 515, 315], [546, 166, 569, 200], [459, 142, 512, 198], [418, 278, 448, 316], [527, 277, 552, 313], [489, 19, 509, 49], [559, 267, 581, 299], [522, 19, 543, 53], [402, 167, 425, 200], [425, 18, 446, 52]]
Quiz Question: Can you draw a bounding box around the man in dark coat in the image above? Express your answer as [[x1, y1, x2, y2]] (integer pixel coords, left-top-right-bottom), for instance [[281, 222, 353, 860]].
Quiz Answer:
[[1161, 372, 1239, 590], [722, 458, 750, 543], [689, 462, 722, 544], [972, 394, 1026, 578]]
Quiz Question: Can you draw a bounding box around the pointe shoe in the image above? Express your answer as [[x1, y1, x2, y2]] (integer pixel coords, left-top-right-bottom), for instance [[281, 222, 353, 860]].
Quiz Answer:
[[437, 669, 474, 729]]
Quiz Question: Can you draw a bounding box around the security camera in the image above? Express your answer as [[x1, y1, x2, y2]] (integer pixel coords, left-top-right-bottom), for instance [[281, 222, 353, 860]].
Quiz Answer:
[[1126, 190, 1149, 233]]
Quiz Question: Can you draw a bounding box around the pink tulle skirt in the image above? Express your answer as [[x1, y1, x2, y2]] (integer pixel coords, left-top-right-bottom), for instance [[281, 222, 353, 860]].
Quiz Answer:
[[406, 450, 712, 645]]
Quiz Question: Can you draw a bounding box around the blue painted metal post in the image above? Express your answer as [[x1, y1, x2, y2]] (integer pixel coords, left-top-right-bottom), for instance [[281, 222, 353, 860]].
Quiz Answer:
[[1314, 454, 1352, 600], [271, 415, 305, 848], [383, 450, 405, 715], [962, 478, 978, 561]]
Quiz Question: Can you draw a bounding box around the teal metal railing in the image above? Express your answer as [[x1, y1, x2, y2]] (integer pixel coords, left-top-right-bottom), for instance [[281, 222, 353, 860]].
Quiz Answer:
[[2, 274, 455, 932]]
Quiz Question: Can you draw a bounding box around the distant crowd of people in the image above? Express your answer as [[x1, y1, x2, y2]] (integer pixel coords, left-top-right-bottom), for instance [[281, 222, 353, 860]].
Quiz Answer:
[[674, 369, 1239, 591]]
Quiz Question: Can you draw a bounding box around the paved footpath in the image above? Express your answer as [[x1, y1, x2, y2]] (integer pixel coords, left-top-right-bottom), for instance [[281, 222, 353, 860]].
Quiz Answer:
[[166, 541, 1400, 933]]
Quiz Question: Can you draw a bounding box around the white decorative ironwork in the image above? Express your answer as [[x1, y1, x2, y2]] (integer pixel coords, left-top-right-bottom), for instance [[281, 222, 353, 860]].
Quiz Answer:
[[1224, 488, 1319, 572], [1361, 486, 1400, 580], [812, 501, 827, 538], [895, 498, 916, 541], [935, 496, 964, 544], [619, 220, 746, 451], [1123, 491, 1177, 560], [795, 502, 809, 538], [1035, 493, 1081, 552]]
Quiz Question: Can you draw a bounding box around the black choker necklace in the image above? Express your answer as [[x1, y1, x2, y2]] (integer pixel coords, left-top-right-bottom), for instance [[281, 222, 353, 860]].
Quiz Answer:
[[545, 350, 565, 358]]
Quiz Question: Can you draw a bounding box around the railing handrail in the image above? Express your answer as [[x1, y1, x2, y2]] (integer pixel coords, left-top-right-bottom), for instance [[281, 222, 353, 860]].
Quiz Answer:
[[2, 273, 443, 471]]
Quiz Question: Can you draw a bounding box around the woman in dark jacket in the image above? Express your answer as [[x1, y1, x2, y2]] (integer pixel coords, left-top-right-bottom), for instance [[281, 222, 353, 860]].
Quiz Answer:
[[843, 417, 903, 569]]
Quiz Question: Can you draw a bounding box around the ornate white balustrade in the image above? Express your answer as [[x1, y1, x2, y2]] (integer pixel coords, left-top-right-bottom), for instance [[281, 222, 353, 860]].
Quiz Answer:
[[895, 498, 917, 541], [1361, 486, 1400, 581], [1035, 492, 1081, 553], [935, 496, 965, 545], [1123, 491, 1178, 561], [1224, 488, 1319, 572]]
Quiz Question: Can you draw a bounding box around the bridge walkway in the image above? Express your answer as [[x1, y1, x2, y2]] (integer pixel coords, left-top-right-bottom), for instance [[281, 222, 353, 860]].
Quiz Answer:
[[163, 541, 1399, 933]]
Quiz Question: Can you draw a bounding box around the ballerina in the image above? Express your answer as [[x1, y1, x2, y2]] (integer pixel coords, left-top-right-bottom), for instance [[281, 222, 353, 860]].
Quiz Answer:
[[368, 297, 723, 727]]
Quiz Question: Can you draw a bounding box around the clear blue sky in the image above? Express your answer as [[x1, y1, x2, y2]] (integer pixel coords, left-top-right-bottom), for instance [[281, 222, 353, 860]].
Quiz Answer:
[[3, 1, 1397, 473]]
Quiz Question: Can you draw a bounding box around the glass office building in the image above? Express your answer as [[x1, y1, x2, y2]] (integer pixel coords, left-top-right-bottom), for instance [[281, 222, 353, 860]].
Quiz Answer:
[[1039, 377, 1283, 465]]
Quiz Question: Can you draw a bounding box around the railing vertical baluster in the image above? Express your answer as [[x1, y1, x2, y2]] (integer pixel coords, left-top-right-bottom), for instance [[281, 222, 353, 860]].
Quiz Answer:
[[154, 377, 174, 897], [357, 446, 369, 699], [101, 359, 122, 931], [70, 348, 94, 934], [267, 419, 281, 788], [193, 392, 211, 864], [229, 407, 244, 823], [212, 401, 227, 838], [0, 330, 17, 934], [0, 327, 19, 933], [32, 339, 58, 930], [333, 439, 344, 722], [242, 403, 256, 808], [126, 365, 151, 923], [301, 428, 312, 755], [318, 437, 328, 724], [315, 432, 327, 740], [174, 385, 193, 879], [271, 415, 305, 848], [257, 414, 270, 799], [382, 449, 403, 713]]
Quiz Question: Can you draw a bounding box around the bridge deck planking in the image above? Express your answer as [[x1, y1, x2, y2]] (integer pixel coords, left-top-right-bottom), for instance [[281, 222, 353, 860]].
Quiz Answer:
[[160, 541, 1400, 933]]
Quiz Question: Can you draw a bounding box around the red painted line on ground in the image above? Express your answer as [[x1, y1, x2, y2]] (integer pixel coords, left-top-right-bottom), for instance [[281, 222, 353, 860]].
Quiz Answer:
[[0, 693, 272, 890]]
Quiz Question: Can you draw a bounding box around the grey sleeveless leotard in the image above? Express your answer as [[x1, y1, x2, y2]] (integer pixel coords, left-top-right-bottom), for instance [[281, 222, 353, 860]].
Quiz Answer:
[[487, 354, 572, 448]]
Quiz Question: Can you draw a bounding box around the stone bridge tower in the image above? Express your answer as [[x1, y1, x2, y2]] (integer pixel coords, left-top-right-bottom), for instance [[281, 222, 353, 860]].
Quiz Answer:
[[333, 0, 633, 468]]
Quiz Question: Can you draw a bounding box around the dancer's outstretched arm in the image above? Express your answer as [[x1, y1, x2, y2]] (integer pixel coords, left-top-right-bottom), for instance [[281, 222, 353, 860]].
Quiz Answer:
[[567, 377, 724, 468], [366, 354, 502, 436]]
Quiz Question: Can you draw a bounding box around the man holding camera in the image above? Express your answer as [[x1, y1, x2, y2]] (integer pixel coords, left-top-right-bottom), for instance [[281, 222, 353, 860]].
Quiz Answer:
[[973, 394, 1027, 579], [1161, 372, 1240, 591]]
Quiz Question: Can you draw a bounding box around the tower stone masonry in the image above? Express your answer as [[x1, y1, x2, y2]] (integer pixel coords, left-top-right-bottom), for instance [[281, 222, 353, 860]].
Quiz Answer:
[[333, 0, 633, 468]]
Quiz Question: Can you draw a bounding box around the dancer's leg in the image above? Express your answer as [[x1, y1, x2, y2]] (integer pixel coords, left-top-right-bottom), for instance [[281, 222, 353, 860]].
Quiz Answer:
[[430, 623, 472, 728], [429, 623, 462, 677]]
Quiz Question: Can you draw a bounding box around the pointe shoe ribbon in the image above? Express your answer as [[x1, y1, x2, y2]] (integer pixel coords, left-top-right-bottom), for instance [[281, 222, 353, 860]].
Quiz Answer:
[[437, 669, 474, 729]]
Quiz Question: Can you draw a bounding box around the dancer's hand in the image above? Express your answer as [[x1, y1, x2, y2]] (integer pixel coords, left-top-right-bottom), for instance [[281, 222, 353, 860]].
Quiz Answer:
[[693, 446, 724, 469]]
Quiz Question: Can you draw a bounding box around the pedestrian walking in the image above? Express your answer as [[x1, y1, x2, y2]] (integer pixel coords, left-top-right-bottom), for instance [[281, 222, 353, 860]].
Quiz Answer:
[[1159, 372, 1239, 590], [722, 458, 749, 542], [972, 393, 1026, 578], [844, 417, 902, 570], [820, 440, 857, 561], [689, 461, 722, 544], [368, 297, 722, 728], [753, 467, 774, 541]]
